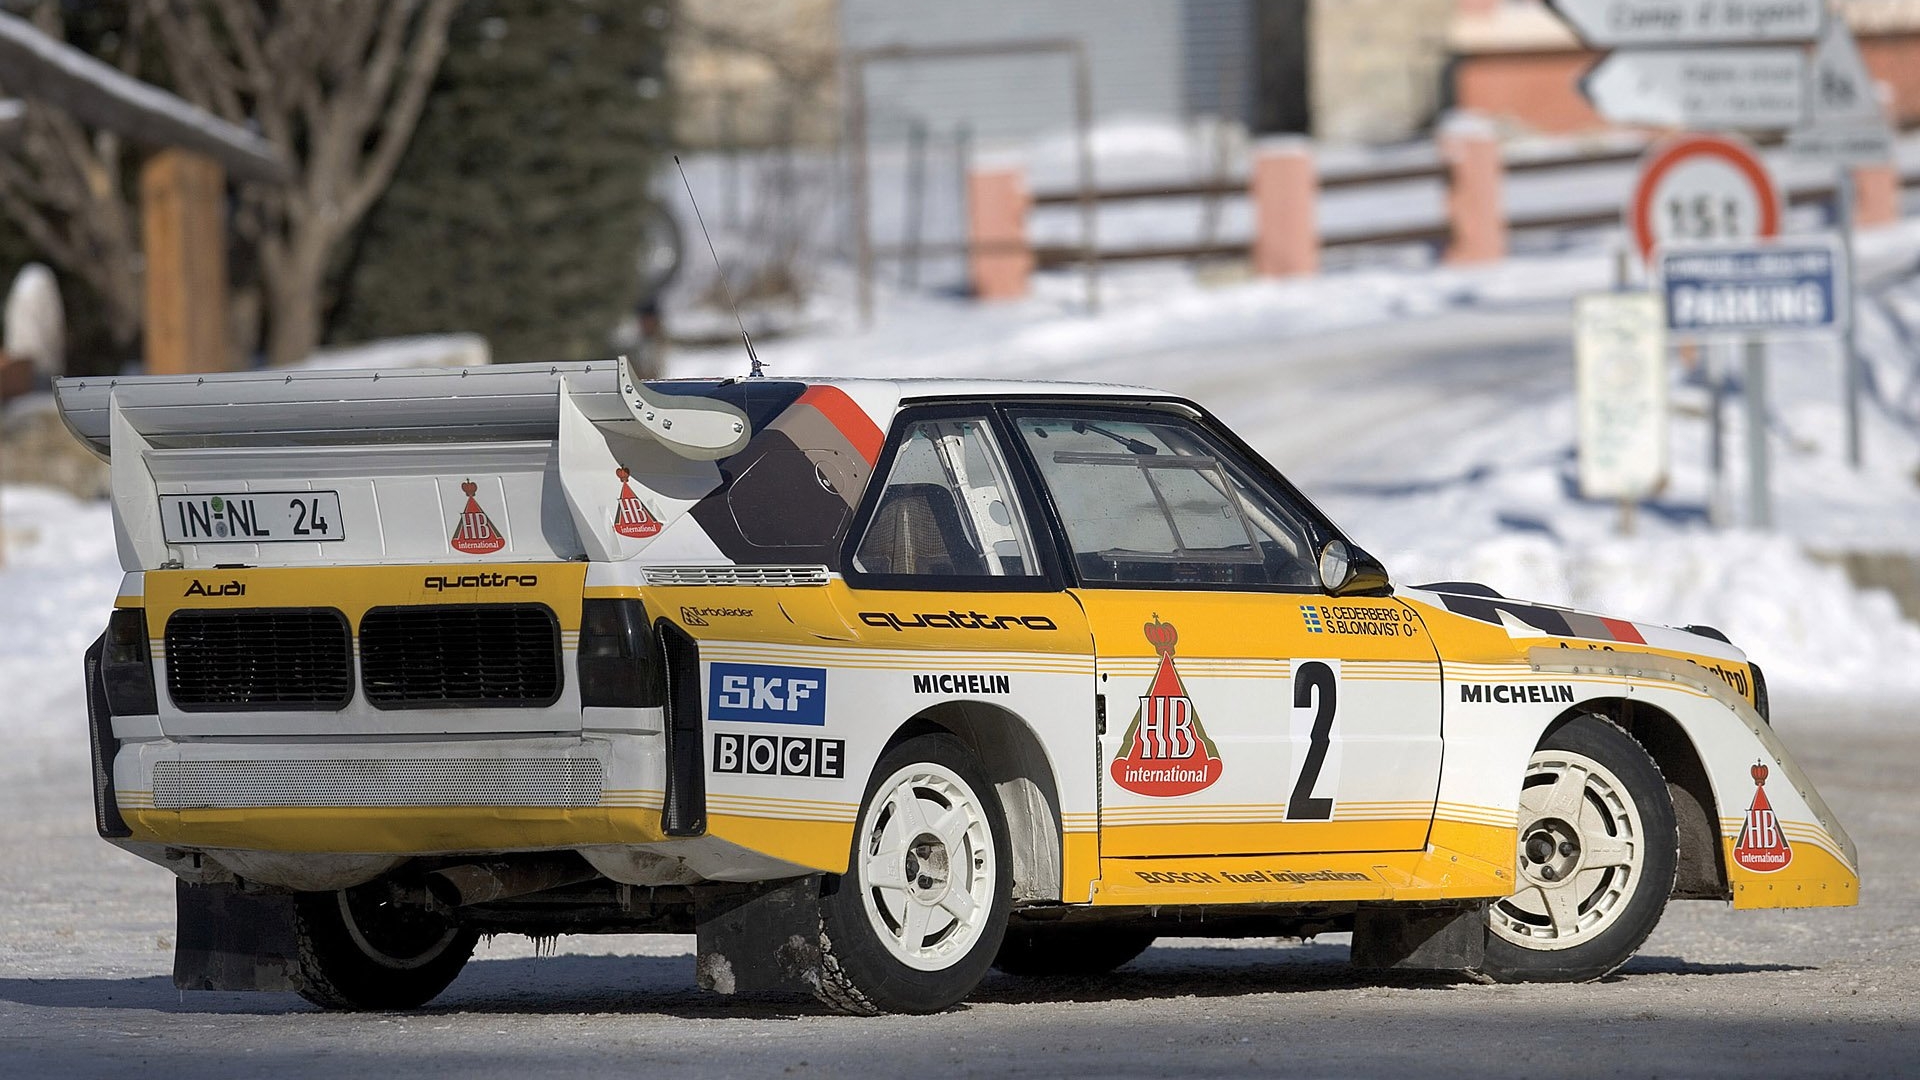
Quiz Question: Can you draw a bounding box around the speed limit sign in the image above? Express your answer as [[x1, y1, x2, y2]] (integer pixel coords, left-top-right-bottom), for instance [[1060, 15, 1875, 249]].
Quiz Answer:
[[1629, 133, 1780, 266]]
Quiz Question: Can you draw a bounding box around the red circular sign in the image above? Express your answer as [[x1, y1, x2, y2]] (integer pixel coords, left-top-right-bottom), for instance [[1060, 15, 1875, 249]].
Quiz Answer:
[[1629, 134, 1780, 266]]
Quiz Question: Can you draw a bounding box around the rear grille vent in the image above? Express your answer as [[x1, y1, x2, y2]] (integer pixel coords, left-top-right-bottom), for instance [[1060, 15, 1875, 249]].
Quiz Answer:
[[165, 608, 353, 711], [360, 604, 562, 709]]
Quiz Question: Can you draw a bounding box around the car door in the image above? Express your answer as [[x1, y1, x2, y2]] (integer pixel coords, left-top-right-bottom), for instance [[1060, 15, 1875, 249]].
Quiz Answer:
[[1004, 404, 1443, 859]]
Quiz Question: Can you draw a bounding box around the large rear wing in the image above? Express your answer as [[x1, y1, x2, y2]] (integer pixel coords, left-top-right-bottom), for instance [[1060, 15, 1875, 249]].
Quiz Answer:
[[51, 360, 781, 571], [54, 359, 749, 459]]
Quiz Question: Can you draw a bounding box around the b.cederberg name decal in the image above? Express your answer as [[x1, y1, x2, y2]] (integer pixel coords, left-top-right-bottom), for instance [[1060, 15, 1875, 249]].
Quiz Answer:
[[912, 673, 1011, 695], [713, 734, 845, 779], [860, 610, 1057, 632], [709, 662, 827, 726], [1460, 683, 1576, 704]]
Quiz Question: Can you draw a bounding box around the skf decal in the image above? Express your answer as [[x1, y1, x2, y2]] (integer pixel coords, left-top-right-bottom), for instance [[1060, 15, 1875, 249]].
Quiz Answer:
[[182, 580, 245, 597], [1110, 616, 1223, 798], [450, 480, 507, 555], [1300, 603, 1417, 637], [1733, 762, 1792, 873], [713, 734, 845, 779], [1460, 683, 1575, 704], [709, 662, 827, 726], [612, 468, 663, 539]]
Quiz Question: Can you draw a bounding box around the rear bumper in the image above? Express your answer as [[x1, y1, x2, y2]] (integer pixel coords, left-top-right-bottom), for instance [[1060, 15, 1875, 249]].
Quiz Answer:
[[112, 732, 667, 853]]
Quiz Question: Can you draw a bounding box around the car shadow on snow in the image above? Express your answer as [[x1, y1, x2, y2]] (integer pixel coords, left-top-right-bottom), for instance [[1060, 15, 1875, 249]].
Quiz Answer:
[[0, 946, 1812, 1018]]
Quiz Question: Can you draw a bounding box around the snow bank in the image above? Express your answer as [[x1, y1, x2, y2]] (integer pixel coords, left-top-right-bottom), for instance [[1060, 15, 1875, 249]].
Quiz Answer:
[[0, 485, 120, 748]]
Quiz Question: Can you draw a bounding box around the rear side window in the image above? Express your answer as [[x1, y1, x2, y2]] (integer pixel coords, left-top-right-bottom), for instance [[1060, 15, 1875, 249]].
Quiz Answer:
[[1014, 414, 1320, 588], [851, 418, 1040, 579]]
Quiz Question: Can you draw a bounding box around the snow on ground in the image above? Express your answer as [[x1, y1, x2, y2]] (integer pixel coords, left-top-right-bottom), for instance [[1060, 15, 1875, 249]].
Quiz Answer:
[[0, 486, 119, 754]]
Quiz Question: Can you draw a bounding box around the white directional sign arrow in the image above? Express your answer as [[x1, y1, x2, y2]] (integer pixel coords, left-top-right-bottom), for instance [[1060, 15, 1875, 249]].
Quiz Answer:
[[1581, 48, 1807, 129], [1547, 0, 1824, 47]]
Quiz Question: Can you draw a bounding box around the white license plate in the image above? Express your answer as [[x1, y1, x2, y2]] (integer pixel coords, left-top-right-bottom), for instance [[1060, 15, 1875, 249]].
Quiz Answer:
[[160, 491, 346, 543]]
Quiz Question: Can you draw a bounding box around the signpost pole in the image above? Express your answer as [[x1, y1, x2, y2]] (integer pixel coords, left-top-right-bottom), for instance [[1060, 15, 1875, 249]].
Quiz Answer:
[[1744, 338, 1771, 529], [1837, 167, 1863, 469], [1710, 342, 1729, 527]]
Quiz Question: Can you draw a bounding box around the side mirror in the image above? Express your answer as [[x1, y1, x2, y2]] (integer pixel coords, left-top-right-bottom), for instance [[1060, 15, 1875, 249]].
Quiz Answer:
[[1318, 539, 1391, 597]]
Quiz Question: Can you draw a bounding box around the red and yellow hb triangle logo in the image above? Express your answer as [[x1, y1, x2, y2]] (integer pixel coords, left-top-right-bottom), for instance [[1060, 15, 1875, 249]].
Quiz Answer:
[[1732, 762, 1792, 873], [1109, 615, 1224, 798], [450, 479, 507, 555], [612, 468, 663, 539]]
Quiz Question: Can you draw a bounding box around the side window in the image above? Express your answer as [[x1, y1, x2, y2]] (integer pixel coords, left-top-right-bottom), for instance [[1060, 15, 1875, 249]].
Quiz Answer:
[[1015, 414, 1320, 588], [851, 418, 1040, 579]]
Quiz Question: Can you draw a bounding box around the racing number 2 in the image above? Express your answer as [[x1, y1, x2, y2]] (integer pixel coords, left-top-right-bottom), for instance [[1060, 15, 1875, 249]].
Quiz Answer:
[[1287, 660, 1337, 821]]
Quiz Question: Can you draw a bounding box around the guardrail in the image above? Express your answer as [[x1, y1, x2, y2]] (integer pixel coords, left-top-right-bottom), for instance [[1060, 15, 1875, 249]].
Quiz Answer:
[[966, 121, 1916, 298]]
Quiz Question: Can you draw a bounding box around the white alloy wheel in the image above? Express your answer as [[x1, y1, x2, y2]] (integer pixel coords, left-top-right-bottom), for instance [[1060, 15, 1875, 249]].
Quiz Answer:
[[1490, 748, 1648, 950], [856, 760, 999, 972]]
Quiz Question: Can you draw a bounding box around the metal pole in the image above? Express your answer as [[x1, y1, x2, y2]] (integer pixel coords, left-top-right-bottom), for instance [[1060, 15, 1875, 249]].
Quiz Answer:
[[847, 57, 873, 328], [903, 119, 927, 289], [1837, 167, 1863, 469], [1070, 44, 1100, 314], [1744, 337, 1770, 530], [1710, 342, 1728, 528], [954, 121, 973, 292]]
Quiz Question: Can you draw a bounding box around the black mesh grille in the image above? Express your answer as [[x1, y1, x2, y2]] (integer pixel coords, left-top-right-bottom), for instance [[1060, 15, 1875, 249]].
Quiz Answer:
[[360, 605, 561, 709], [165, 608, 353, 711]]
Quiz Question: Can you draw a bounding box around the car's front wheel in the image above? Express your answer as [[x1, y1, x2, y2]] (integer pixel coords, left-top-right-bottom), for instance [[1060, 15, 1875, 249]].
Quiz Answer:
[[1478, 713, 1678, 983], [290, 885, 478, 1010], [813, 732, 1012, 1014]]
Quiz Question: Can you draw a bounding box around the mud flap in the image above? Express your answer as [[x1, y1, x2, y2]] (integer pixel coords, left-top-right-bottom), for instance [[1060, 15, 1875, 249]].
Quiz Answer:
[[173, 881, 299, 992], [1350, 901, 1487, 971], [693, 875, 824, 996]]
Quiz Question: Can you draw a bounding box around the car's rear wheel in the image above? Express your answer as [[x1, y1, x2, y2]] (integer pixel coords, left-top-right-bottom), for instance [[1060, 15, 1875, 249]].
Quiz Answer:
[[993, 923, 1155, 977], [291, 885, 478, 1010], [1478, 714, 1677, 983], [814, 732, 1012, 1014]]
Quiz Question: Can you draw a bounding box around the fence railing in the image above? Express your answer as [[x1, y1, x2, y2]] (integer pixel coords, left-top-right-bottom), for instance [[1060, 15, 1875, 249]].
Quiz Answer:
[[967, 122, 1918, 297]]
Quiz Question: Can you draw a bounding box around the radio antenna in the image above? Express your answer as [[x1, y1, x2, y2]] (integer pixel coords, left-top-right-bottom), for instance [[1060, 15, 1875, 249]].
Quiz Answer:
[[673, 154, 762, 378]]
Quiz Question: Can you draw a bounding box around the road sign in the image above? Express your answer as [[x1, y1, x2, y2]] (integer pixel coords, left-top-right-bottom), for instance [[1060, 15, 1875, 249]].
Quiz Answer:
[[1581, 48, 1807, 129], [1575, 293, 1668, 502], [1629, 133, 1779, 265], [1655, 235, 1848, 340], [1787, 20, 1892, 164], [1547, 0, 1823, 47]]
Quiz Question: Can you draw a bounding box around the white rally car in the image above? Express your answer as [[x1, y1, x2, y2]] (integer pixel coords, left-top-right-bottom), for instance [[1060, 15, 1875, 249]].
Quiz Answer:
[[57, 362, 1855, 1014]]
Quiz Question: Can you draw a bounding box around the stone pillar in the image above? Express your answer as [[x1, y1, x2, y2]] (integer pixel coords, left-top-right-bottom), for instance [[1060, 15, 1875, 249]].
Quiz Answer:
[[1442, 113, 1506, 265], [140, 149, 229, 375], [1852, 163, 1900, 228], [967, 167, 1032, 301], [1251, 139, 1319, 278]]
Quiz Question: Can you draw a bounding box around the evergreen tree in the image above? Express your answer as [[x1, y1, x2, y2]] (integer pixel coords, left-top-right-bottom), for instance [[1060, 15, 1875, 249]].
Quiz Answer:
[[330, 0, 671, 364]]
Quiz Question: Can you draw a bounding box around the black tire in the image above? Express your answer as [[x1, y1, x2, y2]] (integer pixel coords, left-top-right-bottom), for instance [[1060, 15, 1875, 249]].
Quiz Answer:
[[993, 924, 1155, 977], [290, 886, 479, 1010], [814, 732, 1013, 1015], [1477, 713, 1678, 983]]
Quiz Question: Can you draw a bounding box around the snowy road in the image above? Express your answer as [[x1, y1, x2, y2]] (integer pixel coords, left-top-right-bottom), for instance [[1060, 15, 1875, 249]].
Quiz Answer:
[[1, 701, 1911, 1079]]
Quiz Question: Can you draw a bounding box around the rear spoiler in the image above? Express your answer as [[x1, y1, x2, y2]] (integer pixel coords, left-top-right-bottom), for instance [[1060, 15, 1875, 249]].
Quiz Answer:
[[53, 359, 751, 461]]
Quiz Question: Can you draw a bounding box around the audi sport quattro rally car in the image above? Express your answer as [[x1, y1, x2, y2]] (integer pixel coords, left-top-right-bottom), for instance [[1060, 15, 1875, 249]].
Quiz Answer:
[[56, 362, 1856, 1014]]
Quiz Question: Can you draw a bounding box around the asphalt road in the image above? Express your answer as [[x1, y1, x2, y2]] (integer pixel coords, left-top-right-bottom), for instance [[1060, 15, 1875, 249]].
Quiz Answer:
[[1, 698, 1910, 1080]]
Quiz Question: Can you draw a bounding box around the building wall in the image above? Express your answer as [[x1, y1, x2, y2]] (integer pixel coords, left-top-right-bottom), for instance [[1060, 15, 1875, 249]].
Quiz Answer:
[[838, 0, 1185, 142], [1310, 0, 1456, 144], [672, 0, 841, 148]]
